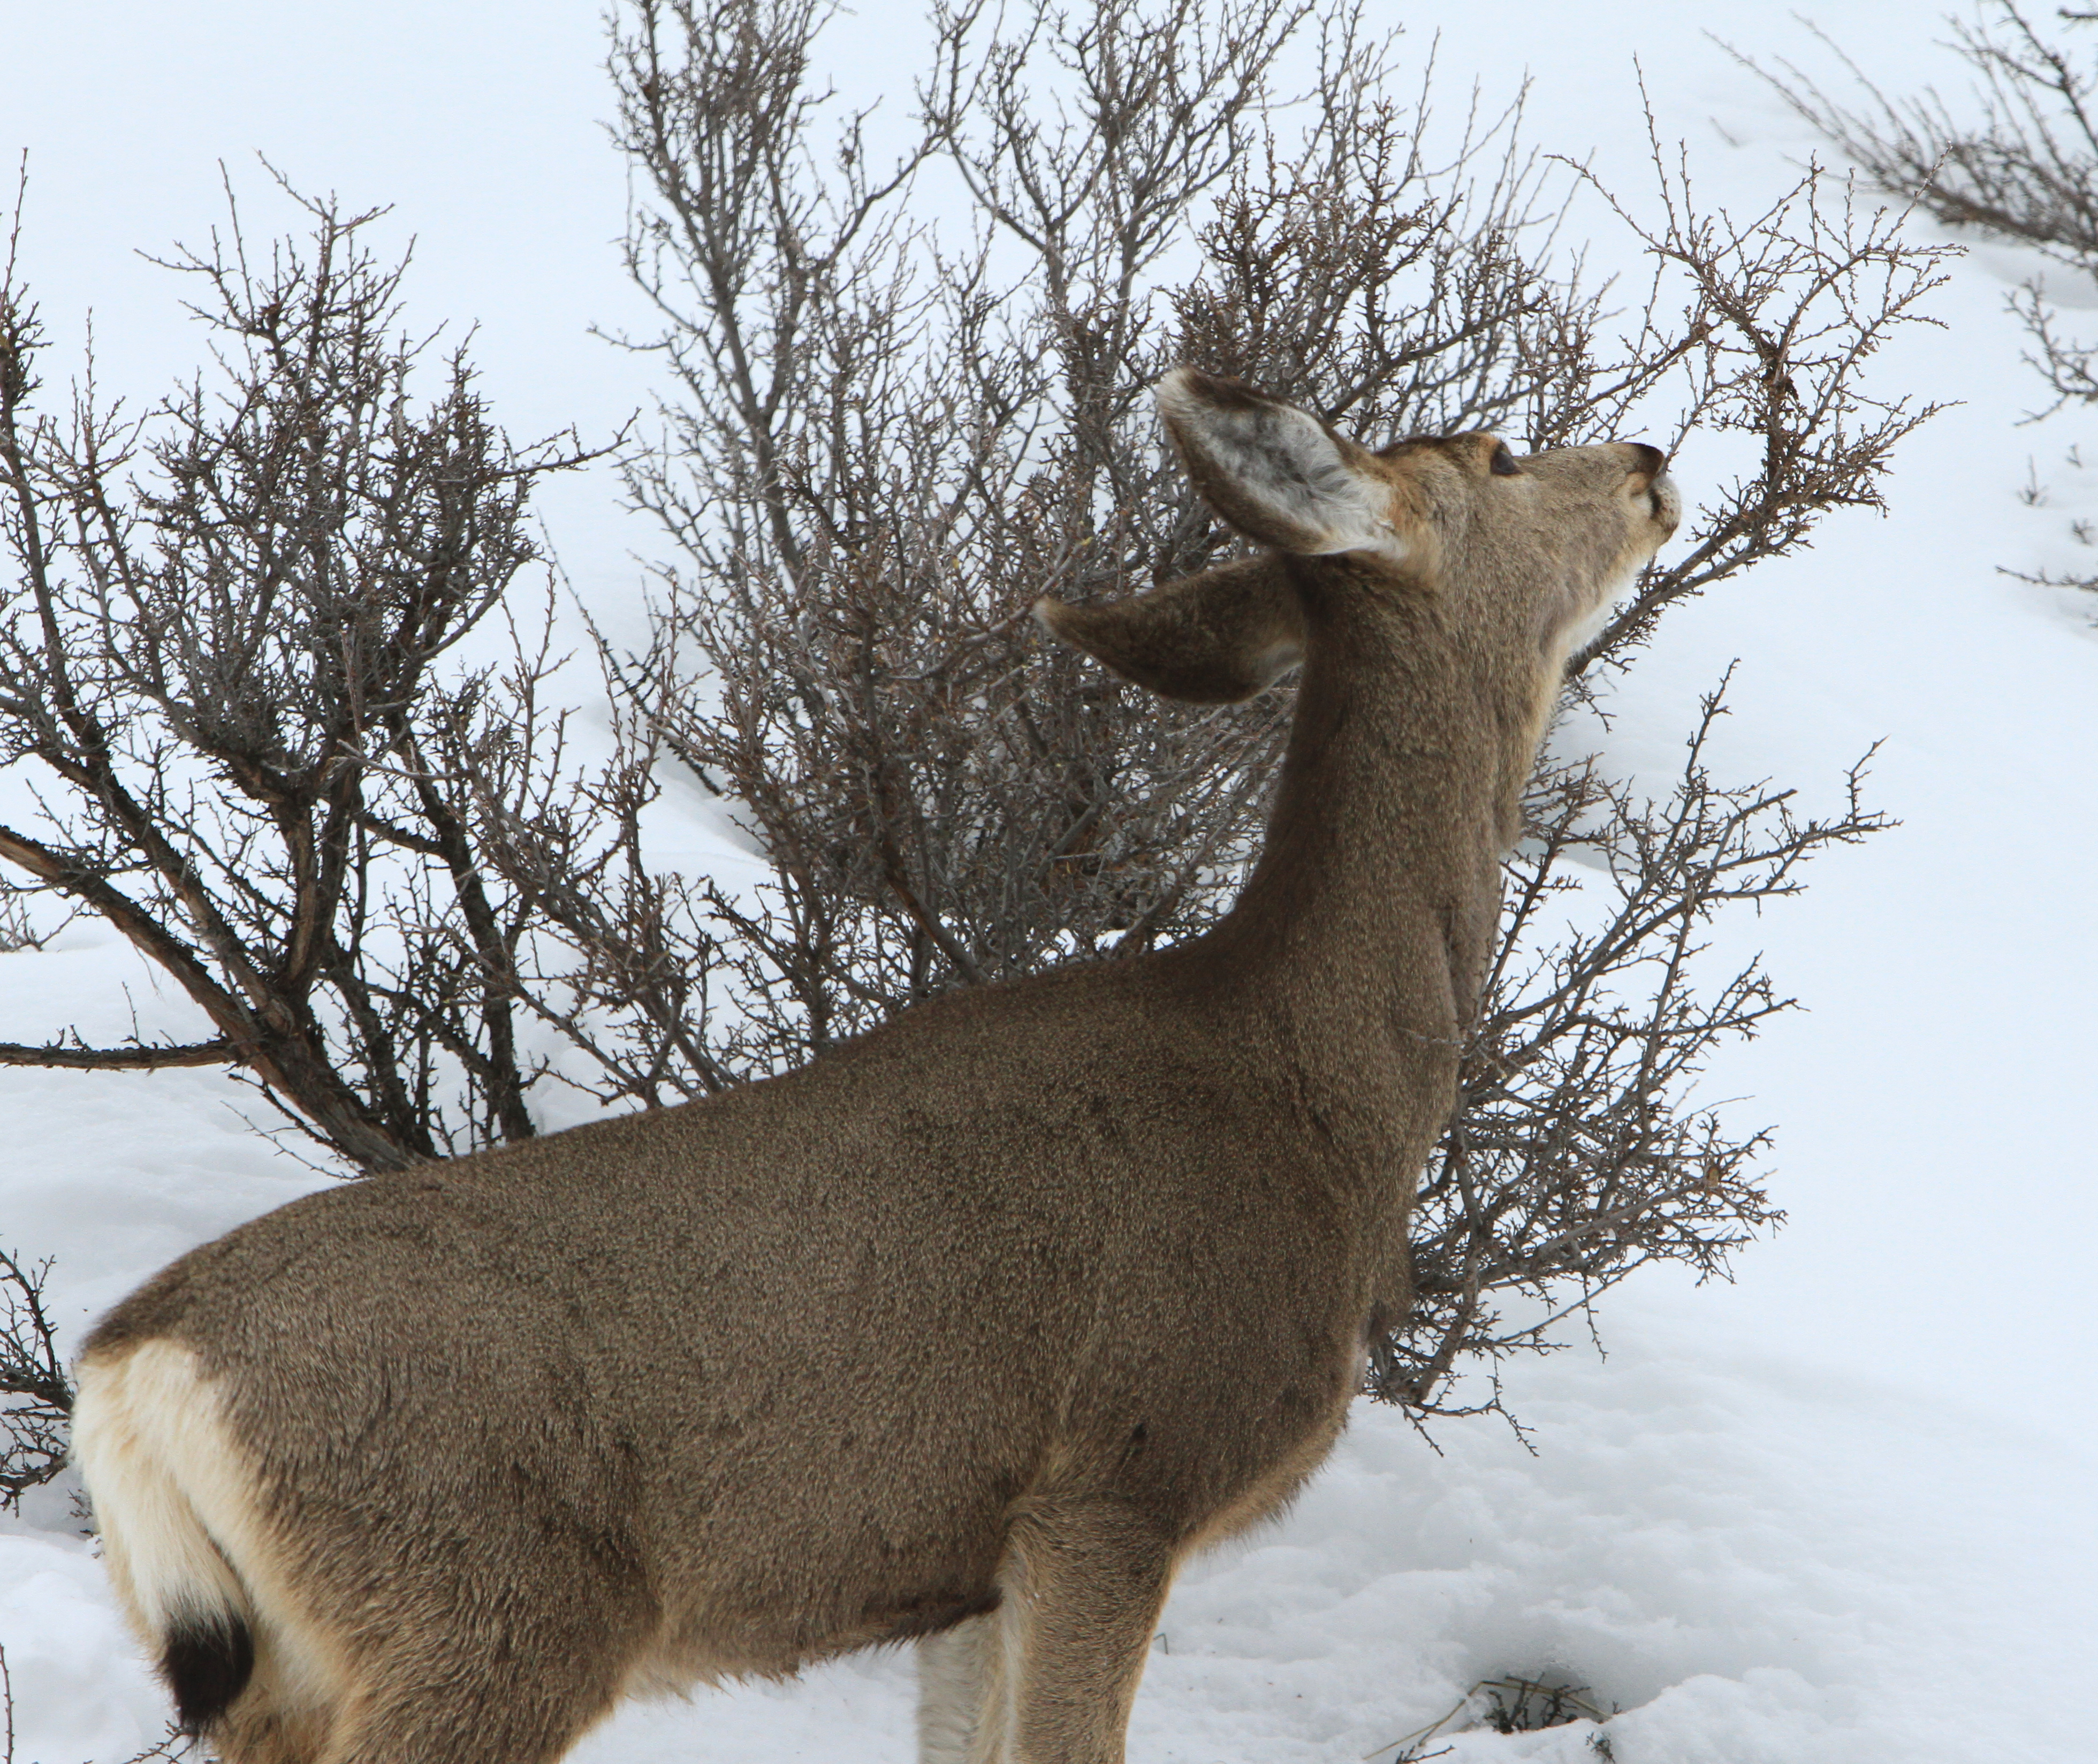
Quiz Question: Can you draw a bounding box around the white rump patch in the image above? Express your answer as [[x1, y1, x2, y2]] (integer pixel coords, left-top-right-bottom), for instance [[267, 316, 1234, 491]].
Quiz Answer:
[[72, 1343, 252, 1643], [72, 1340, 346, 1715], [1156, 369, 1405, 562]]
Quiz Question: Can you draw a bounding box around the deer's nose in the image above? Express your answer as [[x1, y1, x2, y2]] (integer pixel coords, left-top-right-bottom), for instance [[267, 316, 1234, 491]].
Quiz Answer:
[[1627, 442, 1668, 478]]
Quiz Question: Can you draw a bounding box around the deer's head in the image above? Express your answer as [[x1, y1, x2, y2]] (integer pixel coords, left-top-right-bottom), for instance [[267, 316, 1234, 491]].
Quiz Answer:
[[1042, 367, 1677, 697], [1038, 368, 1679, 836]]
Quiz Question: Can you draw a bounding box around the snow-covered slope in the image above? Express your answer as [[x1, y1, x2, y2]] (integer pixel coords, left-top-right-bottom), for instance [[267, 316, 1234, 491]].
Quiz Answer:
[[3, 4, 2094, 1760]]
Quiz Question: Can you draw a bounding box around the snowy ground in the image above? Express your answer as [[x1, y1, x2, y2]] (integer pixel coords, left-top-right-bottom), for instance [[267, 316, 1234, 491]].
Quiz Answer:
[[4, 3, 2096, 1761]]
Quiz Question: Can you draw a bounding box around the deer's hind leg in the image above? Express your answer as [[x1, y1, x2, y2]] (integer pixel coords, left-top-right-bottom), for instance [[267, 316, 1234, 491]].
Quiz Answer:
[[306, 1644, 624, 1764], [205, 1615, 633, 1764], [997, 1499, 1176, 1764], [208, 1693, 329, 1764], [287, 1539, 653, 1764]]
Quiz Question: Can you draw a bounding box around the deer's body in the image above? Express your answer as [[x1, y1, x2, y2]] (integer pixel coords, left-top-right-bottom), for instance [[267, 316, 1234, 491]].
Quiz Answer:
[[72, 370, 1678, 1764]]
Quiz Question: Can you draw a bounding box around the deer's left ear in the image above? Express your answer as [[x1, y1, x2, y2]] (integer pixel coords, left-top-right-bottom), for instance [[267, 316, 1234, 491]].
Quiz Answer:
[[1035, 556, 1304, 704], [1155, 366, 1412, 562]]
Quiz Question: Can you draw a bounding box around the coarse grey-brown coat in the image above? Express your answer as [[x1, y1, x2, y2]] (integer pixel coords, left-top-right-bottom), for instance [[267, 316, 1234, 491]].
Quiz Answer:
[[70, 367, 1679, 1764]]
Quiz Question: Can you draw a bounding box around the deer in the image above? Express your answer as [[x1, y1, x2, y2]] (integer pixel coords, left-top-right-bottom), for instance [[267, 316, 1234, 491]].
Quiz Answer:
[[69, 366, 1679, 1764]]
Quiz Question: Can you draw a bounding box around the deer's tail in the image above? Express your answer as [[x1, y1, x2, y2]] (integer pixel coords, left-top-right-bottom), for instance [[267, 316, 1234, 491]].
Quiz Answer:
[[72, 1339, 260, 1734]]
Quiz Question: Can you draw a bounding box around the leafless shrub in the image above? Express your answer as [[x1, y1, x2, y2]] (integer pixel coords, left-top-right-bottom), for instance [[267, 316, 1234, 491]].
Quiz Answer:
[[1366, 1674, 1612, 1761], [1745, 1, 2098, 408], [1378, 685, 1890, 1412], [1740, 3, 2098, 609], [596, 0, 1947, 1415], [0, 1248, 70, 1509], [1475, 1677, 1610, 1736], [0, 175, 609, 1169], [1740, 8, 2098, 270], [0, 887, 40, 952]]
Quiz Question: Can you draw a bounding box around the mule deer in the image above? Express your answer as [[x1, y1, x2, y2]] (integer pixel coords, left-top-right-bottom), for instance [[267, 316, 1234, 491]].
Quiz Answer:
[[71, 367, 1678, 1764]]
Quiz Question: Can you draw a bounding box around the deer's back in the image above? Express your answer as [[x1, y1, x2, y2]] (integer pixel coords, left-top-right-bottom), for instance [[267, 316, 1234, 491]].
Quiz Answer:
[[85, 948, 1399, 1672]]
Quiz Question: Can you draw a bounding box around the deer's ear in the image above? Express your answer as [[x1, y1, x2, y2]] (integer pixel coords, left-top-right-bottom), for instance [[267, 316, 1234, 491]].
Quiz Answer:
[[1035, 557, 1304, 704], [1155, 366, 1410, 561]]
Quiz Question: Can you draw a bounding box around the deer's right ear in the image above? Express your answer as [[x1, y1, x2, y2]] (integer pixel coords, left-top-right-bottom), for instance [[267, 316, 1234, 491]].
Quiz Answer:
[[1155, 366, 1410, 561], [1035, 557, 1304, 704]]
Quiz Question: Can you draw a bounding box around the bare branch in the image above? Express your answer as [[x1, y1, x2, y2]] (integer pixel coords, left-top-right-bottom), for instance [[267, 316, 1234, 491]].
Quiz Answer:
[[0, 178, 603, 1168], [0, 1249, 71, 1509], [0, 1036, 236, 1070]]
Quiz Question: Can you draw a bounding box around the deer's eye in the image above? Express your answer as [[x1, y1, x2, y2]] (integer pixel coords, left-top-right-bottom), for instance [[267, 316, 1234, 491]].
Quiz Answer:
[[1489, 441, 1521, 477]]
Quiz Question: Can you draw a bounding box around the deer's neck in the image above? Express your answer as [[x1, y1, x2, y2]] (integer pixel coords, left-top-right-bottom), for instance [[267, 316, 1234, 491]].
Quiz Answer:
[[1197, 578, 1525, 1053]]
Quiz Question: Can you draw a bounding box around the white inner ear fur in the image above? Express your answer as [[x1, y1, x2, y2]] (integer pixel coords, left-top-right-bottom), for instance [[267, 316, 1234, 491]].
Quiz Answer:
[[1157, 371, 1407, 563]]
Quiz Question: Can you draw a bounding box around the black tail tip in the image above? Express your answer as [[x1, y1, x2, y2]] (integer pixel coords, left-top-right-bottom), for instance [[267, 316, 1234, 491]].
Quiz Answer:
[[163, 1610, 254, 1736]]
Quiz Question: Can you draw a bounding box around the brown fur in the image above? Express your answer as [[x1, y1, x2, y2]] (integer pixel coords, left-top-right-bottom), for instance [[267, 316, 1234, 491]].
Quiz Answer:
[[70, 368, 1678, 1764]]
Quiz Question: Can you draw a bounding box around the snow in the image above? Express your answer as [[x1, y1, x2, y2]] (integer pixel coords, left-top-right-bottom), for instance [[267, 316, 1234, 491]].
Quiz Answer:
[[4, 3, 2097, 1760]]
